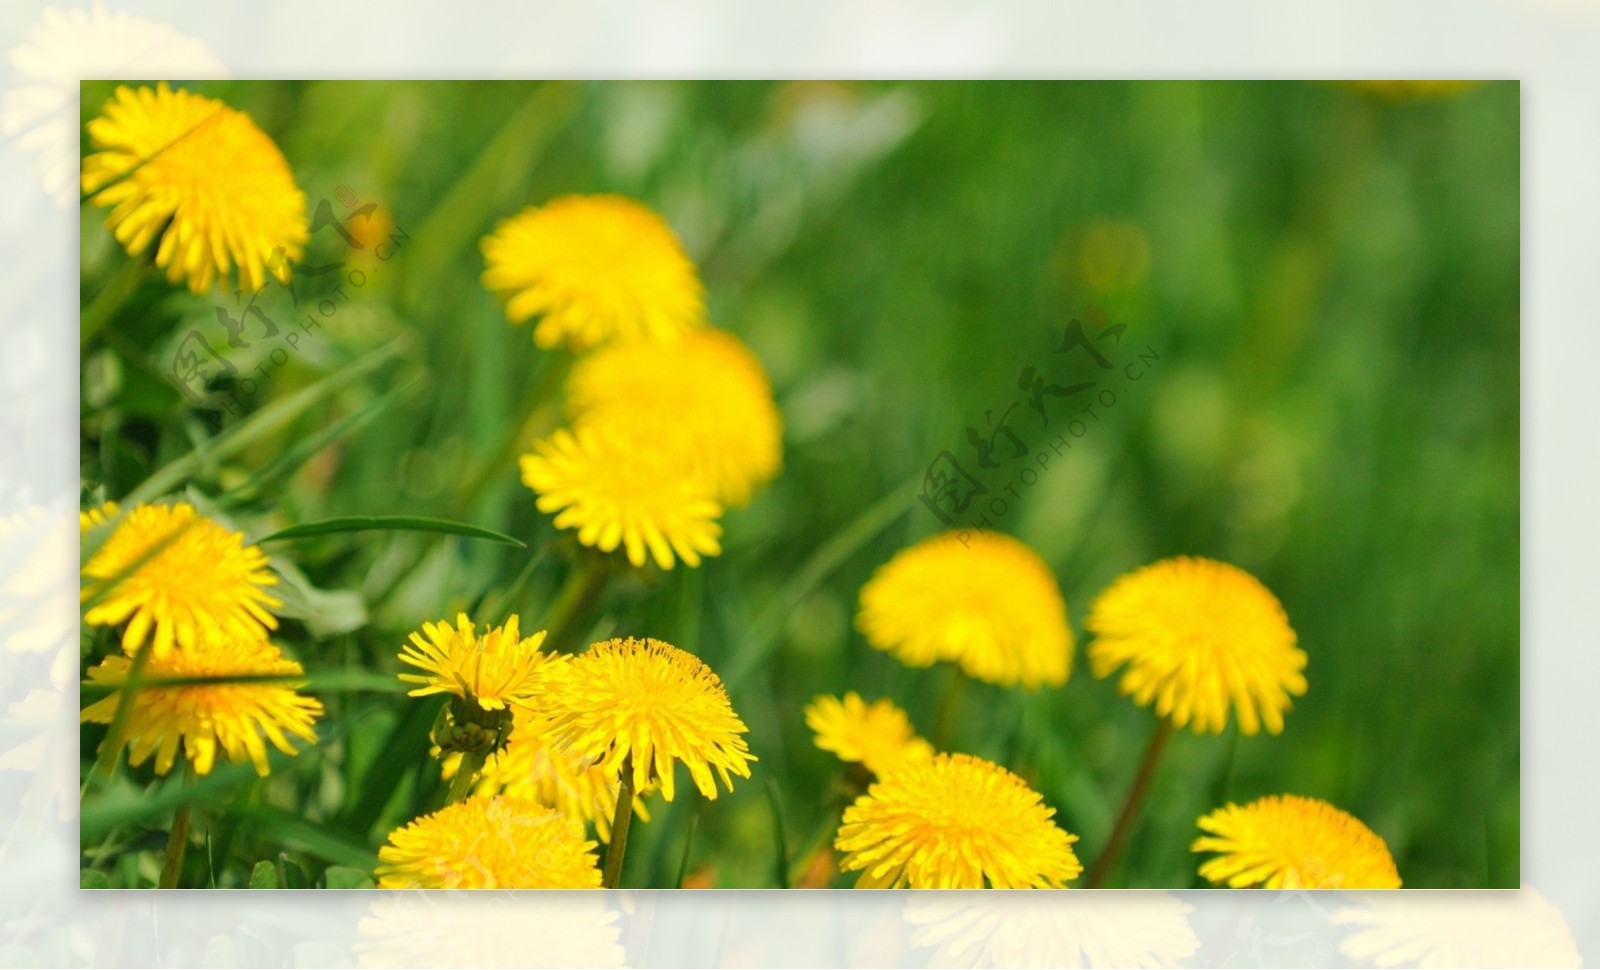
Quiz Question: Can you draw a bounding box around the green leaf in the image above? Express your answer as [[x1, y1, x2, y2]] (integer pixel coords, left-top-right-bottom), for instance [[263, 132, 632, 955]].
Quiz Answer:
[[256, 515, 525, 548], [324, 866, 376, 890], [269, 557, 368, 638], [80, 870, 112, 889], [248, 860, 278, 889], [765, 779, 791, 890]]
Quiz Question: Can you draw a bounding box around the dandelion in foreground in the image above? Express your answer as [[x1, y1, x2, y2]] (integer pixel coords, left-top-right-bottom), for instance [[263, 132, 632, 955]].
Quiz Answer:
[[836, 752, 1081, 888], [520, 426, 723, 570], [376, 796, 601, 889], [80, 635, 321, 775], [398, 613, 559, 713], [1087, 556, 1305, 734], [1193, 794, 1401, 889], [481, 194, 704, 351], [468, 710, 652, 843], [566, 329, 784, 506], [858, 531, 1072, 689], [81, 82, 308, 294], [80, 501, 280, 657], [543, 638, 753, 802], [805, 692, 933, 777]]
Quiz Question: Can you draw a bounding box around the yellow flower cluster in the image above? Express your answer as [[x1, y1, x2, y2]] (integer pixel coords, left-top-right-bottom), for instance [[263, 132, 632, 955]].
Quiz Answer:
[[379, 625, 753, 887], [807, 690, 1079, 888], [483, 194, 783, 570], [78, 500, 321, 777]]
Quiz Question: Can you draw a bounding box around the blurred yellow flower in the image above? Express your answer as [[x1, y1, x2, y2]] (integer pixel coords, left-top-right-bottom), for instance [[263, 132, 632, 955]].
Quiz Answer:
[[481, 194, 704, 351], [80, 634, 321, 776], [376, 796, 601, 889], [805, 692, 932, 776], [857, 531, 1072, 688], [81, 82, 308, 294], [356, 893, 625, 968], [398, 613, 559, 712], [80, 501, 280, 657], [466, 709, 652, 843], [1193, 794, 1401, 889], [543, 637, 754, 802], [566, 329, 784, 506], [520, 426, 723, 570], [1087, 556, 1305, 734], [836, 752, 1081, 888]]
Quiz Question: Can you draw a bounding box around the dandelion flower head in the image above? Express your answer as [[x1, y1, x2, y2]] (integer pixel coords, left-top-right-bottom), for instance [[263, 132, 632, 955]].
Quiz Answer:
[[80, 501, 279, 657], [81, 82, 308, 293], [520, 426, 723, 570], [468, 709, 652, 844], [81, 634, 321, 776], [1087, 556, 1305, 734], [481, 194, 704, 351], [805, 692, 933, 776], [835, 752, 1081, 888], [398, 613, 560, 712], [1193, 794, 1401, 889], [376, 796, 601, 889], [857, 531, 1072, 688], [566, 328, 783, 507], [543, 637, 754, 802]]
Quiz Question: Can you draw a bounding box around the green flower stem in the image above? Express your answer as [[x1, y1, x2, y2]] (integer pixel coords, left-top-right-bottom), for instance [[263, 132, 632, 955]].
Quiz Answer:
[[1086, 717, 1175, 888], [601, 756, 636, 889], [158, 762, 197, 888], [930, 666, 969, 750], [443, 750, 487, 806]]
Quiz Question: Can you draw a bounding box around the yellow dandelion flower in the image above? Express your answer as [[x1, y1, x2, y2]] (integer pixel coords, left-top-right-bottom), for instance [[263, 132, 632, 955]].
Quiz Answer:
[[81, 82, 308, 294], [376, 795, 601, 889], [356, 894, 625, 968], [566, 329, 783, 506], [520, 426, 723, 570], [805, 692, 933, 776], [857, 531, 1072, 689], [398, 613, 559, 712], [543, 637, 754, 802], [1086, 556, 1306, 734], [80, 635, 321, 776], [835, 752, 1081, 888], [1193, 794, 1401, 889], [481, 194, 704, 351], [80, 501, 279, 657], [469, 710, 652, 843]]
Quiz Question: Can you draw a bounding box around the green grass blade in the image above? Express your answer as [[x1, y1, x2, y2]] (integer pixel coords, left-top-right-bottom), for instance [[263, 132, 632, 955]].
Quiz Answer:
[[673, 810, 701, 889], [255, 515, 525, 547], [765, 778, 791, 889], [123, 337, 411, 505], [230, 805, 379, 871]]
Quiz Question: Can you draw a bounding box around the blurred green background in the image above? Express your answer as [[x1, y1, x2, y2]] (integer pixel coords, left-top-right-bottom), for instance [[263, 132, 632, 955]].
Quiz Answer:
[[79, 80, 1519, 889]]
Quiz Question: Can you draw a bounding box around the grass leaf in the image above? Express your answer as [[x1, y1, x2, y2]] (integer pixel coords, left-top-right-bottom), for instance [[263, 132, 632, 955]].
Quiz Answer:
[[255, 515, 525, 548]]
